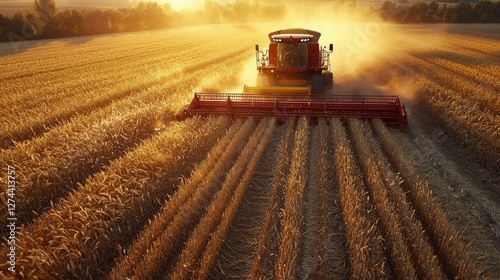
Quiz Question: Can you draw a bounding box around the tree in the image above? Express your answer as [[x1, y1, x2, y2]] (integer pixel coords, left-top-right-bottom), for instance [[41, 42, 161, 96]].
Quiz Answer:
[[33, 0, 57, 21], [0, 14, 6, 41], [451, 0, 472, 22], [123, 2, 167, 31], [33, 0, 58, 36], [136, 1, 167, 29]]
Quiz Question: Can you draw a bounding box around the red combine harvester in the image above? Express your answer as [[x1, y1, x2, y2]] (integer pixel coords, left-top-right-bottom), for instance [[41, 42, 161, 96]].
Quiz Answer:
[[183, 28, 407, 130]]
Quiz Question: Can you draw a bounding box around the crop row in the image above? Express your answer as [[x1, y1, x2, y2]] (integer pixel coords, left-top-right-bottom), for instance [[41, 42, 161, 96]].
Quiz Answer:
[[300, 120, 330, 279], [275, 117, 309, 279], [372, 119, 482, 279], [409, 52, 498, 114], [0, 26, 248, 83], [249, 119, 295, 279], [368, 44, 499, 169], [163, 118, 274, 279], [0, 116, 230, 279], [0, 41, 252, 234], [0, 29, 256, 147], [330, 119, 388, 278], [109, 118, 254, 279], [0, 117, 486, 279]]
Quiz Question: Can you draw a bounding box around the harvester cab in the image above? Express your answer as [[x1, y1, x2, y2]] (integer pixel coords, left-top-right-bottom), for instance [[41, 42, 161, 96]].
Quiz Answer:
[[251, 29, 334, 95], [182, 28, 408, 130]]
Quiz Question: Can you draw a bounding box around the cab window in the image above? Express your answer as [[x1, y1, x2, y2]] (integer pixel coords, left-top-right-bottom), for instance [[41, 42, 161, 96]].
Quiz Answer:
[[277, 43, 308, 69]]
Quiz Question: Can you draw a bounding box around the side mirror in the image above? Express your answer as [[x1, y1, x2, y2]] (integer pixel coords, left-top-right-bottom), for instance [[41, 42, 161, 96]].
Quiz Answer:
[[329, 44, 333, 51], [255, 44, 259, 51]]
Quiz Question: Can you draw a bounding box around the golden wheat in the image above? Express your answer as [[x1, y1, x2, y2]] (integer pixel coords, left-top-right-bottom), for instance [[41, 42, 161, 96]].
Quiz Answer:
[[169, 118, 271, 279], [275, 117, 309, 280], [0, 116, 229, 279], [248, 119, 294, 279], [330, 119, 389, 279], [114, 118, 256, 279], [372, 119, 483, 279], [195, 117, 276, 279]]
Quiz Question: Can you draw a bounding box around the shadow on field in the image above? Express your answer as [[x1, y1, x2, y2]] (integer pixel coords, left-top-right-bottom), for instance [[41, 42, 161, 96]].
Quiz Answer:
[[0, 35, 95, 57], [0, 39, 47, 56], [438, 23, 500, 40]]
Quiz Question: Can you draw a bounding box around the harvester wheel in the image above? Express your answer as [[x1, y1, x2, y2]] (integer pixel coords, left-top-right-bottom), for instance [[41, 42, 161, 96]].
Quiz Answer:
[[323, 72, 334, 92], [257, 73, 273, 87], [310, 73, 324, 94]]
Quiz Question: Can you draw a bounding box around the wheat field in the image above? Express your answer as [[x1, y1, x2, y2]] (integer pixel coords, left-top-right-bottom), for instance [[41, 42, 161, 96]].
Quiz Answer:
[[0, 23, 499, 279]]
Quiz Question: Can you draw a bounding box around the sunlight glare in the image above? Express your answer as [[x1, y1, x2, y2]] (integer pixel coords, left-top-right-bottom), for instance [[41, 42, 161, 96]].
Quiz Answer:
[[159, 0, 203, 11]]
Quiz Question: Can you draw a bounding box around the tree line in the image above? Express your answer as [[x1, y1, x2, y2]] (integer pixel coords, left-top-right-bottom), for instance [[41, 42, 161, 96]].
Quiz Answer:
[[1, 0, 499, 42], [0, 0, 285, 42], [380, 0, 500, 23]]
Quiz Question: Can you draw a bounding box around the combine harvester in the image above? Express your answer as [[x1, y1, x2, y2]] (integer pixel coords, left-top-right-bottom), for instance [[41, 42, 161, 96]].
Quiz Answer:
[[183, 28, 407, 130]]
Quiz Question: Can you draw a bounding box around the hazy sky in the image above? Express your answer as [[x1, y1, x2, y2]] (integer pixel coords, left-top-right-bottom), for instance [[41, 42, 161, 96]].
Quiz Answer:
[[1, 0, 207, 11], [60, 0, 205, 11]]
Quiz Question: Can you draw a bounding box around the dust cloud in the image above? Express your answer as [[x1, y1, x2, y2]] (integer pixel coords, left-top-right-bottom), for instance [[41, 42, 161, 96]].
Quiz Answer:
[[230, 1, 446, 99]]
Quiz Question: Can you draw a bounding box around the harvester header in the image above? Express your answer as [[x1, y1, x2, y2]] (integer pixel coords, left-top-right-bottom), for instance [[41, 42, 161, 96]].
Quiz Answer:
[[184, 93, 407, 129], [182, 28, 408, 130]]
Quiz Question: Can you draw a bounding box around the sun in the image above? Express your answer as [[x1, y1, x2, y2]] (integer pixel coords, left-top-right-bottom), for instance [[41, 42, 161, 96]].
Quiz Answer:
[[158, 0, 204, 11]]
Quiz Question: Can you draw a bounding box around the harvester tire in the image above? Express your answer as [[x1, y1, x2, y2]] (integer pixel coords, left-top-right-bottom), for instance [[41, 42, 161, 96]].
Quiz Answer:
[[310, 73, 324, 94], [323, 72, 334, 92]]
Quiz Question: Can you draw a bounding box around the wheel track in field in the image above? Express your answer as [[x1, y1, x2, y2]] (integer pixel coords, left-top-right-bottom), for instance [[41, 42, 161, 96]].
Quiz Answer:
[[207, 124, 284, 279], [248, 119, 294, 279], [109, 118, 254, 279], [365, 47, 499, 171], [392, 120, 500, 277], [168, 118, 275, 279]]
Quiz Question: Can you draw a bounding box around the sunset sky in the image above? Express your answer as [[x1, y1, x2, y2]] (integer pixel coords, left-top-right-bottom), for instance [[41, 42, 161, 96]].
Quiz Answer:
[[0, 0, 207, 14], [0, 0, 227, 11]]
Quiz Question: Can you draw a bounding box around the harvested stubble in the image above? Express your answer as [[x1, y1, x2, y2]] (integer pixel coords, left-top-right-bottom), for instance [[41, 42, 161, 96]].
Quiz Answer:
[[169, 118, 272, 279], [349, 119, 417, 278], [319, 119, 349, 279], [195, 117, 276, 279], [0, 116, 230, 279], [366, 120, 445, 279], [275, 116, 309, 280], [300, 119, 331, 279], [329, 118, 388, 279], [372, 119, 483, 279], [250, 119, 295, 279], [316, 119, 330, 279], [368, 49, 499, 170], [110, 118, 255, 279]]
